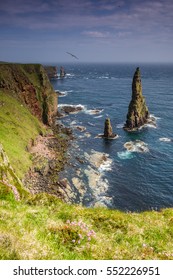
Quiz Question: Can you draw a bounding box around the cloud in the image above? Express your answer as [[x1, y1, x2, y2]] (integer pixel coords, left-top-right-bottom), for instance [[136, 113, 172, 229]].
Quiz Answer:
[[0, 0, 173, 62], [83, 31, 110, 38]]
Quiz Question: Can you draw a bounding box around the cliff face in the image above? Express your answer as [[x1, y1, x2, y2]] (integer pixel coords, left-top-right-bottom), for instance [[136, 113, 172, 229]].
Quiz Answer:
[[0, 63, 57, 125], [124, 67, 149, 131], [0, 143, 23, 199], [44, 66, 58, 79]]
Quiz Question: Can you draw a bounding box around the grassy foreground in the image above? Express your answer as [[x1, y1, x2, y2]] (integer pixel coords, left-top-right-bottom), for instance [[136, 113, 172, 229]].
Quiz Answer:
[[0, 181, 173, 260]]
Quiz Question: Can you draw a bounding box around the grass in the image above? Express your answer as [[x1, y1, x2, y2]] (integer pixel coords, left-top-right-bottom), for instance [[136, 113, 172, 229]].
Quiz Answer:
[[0, 90, 46, 179], [0, 182, 173, 260]]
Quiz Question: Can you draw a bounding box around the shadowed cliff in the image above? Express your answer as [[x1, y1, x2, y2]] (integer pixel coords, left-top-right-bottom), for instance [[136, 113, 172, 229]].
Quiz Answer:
[[0, 63, 57, 125]]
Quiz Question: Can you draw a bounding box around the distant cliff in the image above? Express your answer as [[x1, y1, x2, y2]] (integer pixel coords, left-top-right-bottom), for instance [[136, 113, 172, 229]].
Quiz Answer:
[[0, 63, 57, 125], [44, 66, 58, 79]]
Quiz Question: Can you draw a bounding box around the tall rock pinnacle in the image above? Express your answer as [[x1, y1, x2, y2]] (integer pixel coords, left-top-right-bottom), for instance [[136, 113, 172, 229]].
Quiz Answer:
[[103, 118, 117, 139], [124, 67, 149, 131]]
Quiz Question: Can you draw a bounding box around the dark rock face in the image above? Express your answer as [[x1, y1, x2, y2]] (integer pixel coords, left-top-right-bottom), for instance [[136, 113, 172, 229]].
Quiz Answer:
[[0, 63, 57, 125], [44, 66, 58, 79], [104, 118, 117, 138], [124, 67, 149, 131], [60, 105, 83, 114]]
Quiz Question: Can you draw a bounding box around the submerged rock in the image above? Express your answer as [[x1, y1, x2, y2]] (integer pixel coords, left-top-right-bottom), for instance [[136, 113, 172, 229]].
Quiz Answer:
[[124, 140, 149, 153], [60, 105, 83, 114], [124, 67, 149, 131]]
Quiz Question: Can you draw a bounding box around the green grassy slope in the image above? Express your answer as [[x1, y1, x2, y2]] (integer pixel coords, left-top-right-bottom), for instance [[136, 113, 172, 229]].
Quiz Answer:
[[0, 182, 173, 260], [0, 90, 45, 179]]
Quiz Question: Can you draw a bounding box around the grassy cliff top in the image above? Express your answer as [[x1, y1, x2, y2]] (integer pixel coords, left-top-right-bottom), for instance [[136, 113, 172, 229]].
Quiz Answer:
[[0, 182, 173, 260]]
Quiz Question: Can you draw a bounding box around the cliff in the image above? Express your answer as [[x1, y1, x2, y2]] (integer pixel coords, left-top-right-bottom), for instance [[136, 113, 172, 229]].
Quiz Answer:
[[124, 67, 149, 131], [44, 66, 58, 79], [0, 63, 57, 125], [0, 63, 72, 203]]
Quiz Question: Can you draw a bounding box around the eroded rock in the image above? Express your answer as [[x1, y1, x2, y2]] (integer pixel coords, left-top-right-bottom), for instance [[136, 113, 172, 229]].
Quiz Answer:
[[124, 67, 149, 131]]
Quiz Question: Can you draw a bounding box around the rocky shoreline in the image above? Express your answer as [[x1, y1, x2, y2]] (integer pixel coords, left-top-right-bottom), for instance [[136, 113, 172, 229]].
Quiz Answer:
[[23, 122, 75, 203]]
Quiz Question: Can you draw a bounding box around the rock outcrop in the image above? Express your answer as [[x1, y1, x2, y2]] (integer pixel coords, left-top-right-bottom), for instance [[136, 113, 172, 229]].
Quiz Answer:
[[124, 67, 149, 131], [0, 63, 57, 125], [104, 118, 116, 138], [0, 143, 22, 200], [44, 66, 58, 79], [60, 66, 66, 78], [96, 118, 118, 139]]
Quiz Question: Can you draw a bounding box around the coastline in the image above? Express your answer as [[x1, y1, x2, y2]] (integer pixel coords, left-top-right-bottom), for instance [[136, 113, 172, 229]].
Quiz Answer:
[[23, 121, 76, 203]]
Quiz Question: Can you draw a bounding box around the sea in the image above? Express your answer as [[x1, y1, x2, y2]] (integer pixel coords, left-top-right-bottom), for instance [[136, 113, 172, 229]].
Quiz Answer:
[[50, 63, 173, 212]]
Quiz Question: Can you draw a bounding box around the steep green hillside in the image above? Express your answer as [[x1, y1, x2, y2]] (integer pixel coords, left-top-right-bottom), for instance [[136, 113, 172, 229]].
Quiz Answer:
[[0, 63, 57, 125], [0, 90, 46, 180]]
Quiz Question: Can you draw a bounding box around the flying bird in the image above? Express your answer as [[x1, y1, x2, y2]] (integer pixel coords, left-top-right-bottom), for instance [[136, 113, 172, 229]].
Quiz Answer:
[[66, 52, 79, 60]]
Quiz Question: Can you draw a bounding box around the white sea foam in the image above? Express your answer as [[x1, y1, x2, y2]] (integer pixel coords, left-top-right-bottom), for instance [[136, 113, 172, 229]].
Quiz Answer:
[[58, 103, 86, 110], [87, 122, 95, 126], [84, 108, 104, 115], [66, 73, 75, 77], [124, 140, 149, 153], [94, 115, 103, 119], [99, 76, 109, 79], [98, 160, 112, 172], [70, 120, 77, 126], [116, 123, 124, 128], [55, 90, 73, 97], [159, 137, 172, 142], [117, 151, 134, 160], [150, 114, 161, 120]]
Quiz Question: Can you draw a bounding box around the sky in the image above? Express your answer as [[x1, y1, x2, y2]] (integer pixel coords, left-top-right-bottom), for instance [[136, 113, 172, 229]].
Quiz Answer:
[[0, 0, 173, 63]]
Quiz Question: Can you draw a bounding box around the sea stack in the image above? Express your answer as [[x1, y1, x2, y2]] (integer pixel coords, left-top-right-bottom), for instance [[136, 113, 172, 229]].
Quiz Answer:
[[104, 118, 117, 139], [60, 66, 66, 78], [124, 67, 149, 131]]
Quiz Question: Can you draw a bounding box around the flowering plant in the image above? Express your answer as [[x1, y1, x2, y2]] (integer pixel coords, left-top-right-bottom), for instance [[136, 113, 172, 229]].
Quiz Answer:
[[60, 220, 96, 246]]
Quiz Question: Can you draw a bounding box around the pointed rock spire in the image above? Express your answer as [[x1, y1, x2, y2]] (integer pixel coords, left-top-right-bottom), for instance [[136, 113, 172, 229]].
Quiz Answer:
[[60, 66, 66, 78], [124, 67, 149, 131], [104, 118, 117, 139]]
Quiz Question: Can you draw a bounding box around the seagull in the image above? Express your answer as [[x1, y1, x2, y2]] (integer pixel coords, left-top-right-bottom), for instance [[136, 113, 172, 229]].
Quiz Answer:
[[66, 52, 79, 60]]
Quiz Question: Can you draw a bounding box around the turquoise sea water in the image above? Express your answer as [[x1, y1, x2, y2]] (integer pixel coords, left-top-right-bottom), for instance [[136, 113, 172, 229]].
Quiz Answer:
[[51, 63, 173, 211]]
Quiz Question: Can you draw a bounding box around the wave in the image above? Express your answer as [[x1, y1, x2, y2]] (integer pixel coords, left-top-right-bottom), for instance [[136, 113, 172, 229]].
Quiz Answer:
[[98, 76, 109, 79], [98, 160, 112, 172], [159, 137, 172, 142], [116, 123, 124, 128], [55, 89, 73, 97], [94, 115, 103, 119], [83, 150, 113, 207], [150, 114, 161, 120], [66, 73, 75, 77], [84, 108, 104, 115], [58, 103, 85, 109], [117, 151, 135, 160], [88, 122, 95, 126]]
